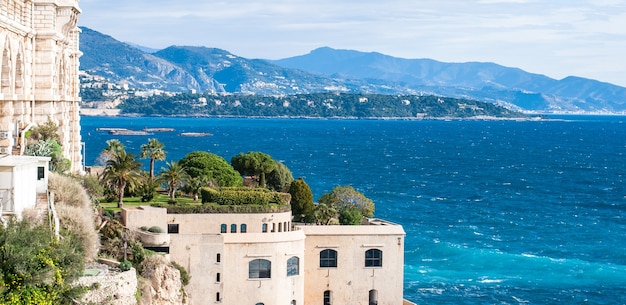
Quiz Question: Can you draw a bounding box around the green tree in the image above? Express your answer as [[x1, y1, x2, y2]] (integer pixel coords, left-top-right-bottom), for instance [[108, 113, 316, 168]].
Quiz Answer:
[[140, 138, 166, 179], [318, 185, 375, 225], [288, 178, 315, 223], [179, 151, 242, 187], [157, 161, 190, 201], [338, 207, 364, 225], [27, 119, 60, 143], [100, 149, 143, 208], [266, 161, 294, 192], [231, 151, 276, 188], [313, 203, 338, 225], [0, 220, 85, 304]]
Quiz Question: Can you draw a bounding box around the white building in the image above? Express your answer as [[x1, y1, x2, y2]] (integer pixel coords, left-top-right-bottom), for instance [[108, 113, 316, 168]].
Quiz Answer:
[[123, 205, 409, 305], [0, 155, 50, 221]]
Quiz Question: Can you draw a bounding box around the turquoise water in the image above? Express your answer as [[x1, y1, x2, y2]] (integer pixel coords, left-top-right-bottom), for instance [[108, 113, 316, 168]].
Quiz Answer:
[[81, 115, 626, 304]]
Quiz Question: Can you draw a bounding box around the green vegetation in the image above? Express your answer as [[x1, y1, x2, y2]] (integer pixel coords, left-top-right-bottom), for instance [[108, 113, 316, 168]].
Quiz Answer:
[[0, 220, 85, 304], [140, 138, 166, 179], [288, 178, 315, 223], [100, 149, 143, 208], [179, 151, 242, 187], [231, 151, 276, 188], [157, 161, 190, 201], [266, 161, 294, 192], [119, 92, 526, 118], [200, 187, 289, 206], [24, 120, 71, 173], [318, 185, 375, 225]]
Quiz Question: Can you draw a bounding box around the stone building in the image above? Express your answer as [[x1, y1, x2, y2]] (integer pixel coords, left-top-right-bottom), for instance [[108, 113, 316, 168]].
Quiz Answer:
[[0, 0, 83, 173], [123, 205, 409, 305]]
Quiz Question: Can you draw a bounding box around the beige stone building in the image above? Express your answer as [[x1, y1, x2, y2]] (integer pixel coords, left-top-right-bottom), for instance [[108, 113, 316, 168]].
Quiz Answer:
[[123, 206, 407, 305], [0, 0, 83, 172]]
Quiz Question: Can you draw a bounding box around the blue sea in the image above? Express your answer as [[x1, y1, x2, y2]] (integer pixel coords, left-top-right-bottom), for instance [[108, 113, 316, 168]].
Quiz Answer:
[[81, 115, 626, 305]]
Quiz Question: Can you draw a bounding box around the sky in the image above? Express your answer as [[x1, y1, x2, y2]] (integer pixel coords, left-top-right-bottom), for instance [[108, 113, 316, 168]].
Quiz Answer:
[[78, 0, 626, 87]]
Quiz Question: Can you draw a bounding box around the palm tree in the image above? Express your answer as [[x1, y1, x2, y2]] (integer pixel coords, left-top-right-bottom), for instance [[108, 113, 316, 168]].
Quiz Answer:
[[157, 161, 190, 201], [100, 149, 143, 208], [183, 175, 216, 201], [140, 138, 166, 179], [96, 139, 125, 165]]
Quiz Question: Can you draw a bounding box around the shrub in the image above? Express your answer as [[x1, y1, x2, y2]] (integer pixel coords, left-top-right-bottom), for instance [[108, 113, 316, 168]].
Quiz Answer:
[[171, 261, 190, 286], [48, 173, 99, 261], [147, 226, 164, 233], [119, 260, 132, 271], [78, 174, 104, 205], [0, 220, 85, 304]]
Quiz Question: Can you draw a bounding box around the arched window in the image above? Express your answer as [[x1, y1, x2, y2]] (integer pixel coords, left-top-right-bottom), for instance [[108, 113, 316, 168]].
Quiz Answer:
[[320, 249, 337, 268], [255, 303, 264, 305], [291, 300, 296, 305], [287, 256, 299, 276], [216, 273, 221, 282], [220, 224, 227, 233], [284, 221, 288, 231], [278, 222, 282, 232], [262, 223, 268, 233], [323, 290, 332, 305], [240, 224, 247, 233], [249, 259, 271, 279], [230, 224, 237, 233], [216, 292, 220, 302], [369, 290, 378, 305], [365, 249, 383, 267], [1, 48, 11, 94]]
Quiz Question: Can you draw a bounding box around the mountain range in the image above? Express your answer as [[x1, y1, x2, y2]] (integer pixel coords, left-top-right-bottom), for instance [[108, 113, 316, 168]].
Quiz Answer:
[[79, 27, 626, 113]]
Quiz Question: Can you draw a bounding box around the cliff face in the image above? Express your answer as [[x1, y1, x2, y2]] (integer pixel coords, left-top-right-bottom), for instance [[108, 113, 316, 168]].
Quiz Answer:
[[139, 256, 187, 305]]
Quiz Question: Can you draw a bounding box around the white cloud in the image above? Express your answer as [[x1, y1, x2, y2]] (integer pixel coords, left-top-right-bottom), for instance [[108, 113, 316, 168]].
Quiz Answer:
[[78, 0, 626, 86]]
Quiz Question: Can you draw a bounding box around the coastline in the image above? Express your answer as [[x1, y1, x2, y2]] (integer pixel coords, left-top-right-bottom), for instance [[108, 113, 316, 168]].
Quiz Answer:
[[79, 110, 549, 121], [79, 108, 121, 116]]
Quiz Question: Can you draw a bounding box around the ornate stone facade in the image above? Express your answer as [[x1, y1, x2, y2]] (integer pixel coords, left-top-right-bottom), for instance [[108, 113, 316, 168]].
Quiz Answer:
[[0, 0, 82, 172]]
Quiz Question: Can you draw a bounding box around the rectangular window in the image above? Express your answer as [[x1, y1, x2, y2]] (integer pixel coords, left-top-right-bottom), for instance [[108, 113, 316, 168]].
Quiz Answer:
[[216, 273, 221, 282], [287, 256, 299, 276], [167, 224, 179, 234], [37, 166, 45, 180]]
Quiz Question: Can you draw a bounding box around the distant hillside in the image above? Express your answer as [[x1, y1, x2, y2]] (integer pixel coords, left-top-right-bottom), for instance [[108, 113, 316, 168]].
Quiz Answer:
[[152, 46, 351, 95], [119, 92, 529, 119], [271, 47, 626, 112], [79, 27, 626, 113]]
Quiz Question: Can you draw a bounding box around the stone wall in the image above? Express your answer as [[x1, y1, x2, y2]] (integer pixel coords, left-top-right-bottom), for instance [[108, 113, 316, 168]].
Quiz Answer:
[[75, 264, 138, 305]]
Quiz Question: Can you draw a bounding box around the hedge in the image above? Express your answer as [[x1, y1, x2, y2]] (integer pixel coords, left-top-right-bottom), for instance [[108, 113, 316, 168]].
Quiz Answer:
[[151, 202, 291, 214], [200, 187, 291, 206]]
